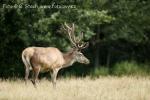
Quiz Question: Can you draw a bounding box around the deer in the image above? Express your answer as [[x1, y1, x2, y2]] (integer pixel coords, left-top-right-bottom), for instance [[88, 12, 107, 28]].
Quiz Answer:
[[21, 23, 90, 87]]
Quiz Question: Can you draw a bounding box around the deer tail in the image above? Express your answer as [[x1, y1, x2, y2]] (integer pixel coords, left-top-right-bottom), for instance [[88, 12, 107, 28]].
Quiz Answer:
[[22, 51, 32, 70]]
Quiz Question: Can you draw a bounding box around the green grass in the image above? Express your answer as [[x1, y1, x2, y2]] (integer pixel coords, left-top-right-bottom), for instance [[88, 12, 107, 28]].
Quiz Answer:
[[90, 66, 109, 77], [112, 61, 143, 76], [90, 60, 150, 77]]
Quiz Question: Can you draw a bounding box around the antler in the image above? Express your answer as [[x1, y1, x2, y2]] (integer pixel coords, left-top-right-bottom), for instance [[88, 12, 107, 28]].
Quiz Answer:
[[62, 22, 89, 50], [62, 22, 76, 46]]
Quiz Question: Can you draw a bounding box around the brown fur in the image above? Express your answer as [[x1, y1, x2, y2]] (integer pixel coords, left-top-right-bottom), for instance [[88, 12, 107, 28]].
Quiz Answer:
[[22, 46, 89, 87]]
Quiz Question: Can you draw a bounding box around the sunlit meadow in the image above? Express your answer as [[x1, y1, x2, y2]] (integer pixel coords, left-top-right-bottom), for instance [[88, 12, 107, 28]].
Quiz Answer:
[[0, 76, 150, 100]]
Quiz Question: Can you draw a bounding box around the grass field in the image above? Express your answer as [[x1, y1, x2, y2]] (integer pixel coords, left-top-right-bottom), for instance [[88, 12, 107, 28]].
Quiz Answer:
[[0, 76, 150, 100]]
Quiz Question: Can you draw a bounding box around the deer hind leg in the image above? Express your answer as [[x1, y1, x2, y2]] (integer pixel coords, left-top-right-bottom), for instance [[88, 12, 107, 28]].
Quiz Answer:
[[31, 69, 35, 84], [23, 58, 30, 85], [31, 66, 40, 88], [25, 66, 30, 85], [50, 68, 59, 87], [23, 56, 32, 85]]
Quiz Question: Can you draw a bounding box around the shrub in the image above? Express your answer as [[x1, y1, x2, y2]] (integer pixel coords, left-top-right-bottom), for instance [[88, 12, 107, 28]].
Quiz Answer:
[[111, 61, 145, 76], [90, 66, 109, 77]]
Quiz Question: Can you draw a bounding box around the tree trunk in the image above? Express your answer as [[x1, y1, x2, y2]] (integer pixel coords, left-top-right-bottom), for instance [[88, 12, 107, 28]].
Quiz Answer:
[[94, 44, 100, 67], [106, 47, 111, 67], [94, 25, 100, 67]]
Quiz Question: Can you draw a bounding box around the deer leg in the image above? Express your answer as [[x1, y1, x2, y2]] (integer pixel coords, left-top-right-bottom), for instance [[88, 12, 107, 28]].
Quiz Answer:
[[31, 70, 35, 85], [25, 66, 30, 85], [32, 67, 40, 87], [51, 68, 59, 87]]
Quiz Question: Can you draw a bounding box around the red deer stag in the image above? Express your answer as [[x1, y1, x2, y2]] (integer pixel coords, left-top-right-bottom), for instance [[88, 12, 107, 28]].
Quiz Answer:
[[22, 23, 90, 87]]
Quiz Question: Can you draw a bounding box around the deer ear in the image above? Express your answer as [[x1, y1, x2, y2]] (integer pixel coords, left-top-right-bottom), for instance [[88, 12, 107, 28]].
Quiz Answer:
[[83, 42, 89, 48], [79, 42, 89, 50]]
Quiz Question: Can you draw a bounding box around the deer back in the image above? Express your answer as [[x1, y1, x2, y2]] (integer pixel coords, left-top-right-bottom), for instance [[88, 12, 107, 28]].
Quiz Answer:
[[30, 47, 65, 70]]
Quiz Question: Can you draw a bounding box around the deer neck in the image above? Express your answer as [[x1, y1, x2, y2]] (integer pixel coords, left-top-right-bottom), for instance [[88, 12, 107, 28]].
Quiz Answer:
[[62, 50, 76, 68]]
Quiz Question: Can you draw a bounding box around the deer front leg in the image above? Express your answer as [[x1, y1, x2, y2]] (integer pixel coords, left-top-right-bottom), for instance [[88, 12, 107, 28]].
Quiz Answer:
[[51, 68, 59, 87]]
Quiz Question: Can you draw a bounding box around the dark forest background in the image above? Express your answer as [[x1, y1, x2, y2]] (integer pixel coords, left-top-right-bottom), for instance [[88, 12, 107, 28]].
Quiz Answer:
[[0, 0, 150, 78]]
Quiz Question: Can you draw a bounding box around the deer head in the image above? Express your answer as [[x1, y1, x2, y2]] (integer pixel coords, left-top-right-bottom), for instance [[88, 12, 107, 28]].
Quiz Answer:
[[62, 22, 90, 64]]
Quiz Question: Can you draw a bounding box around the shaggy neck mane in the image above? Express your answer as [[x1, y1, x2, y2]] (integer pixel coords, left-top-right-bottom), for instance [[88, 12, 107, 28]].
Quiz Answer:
[[62, 49, 76, 68]]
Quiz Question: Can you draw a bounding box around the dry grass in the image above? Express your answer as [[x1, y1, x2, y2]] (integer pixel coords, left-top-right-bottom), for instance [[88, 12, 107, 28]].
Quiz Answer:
[[0, 76, 150, 100]]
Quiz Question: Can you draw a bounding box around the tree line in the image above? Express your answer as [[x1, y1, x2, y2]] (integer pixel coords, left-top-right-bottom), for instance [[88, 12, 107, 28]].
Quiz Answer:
[[0, 0, 150, 78]]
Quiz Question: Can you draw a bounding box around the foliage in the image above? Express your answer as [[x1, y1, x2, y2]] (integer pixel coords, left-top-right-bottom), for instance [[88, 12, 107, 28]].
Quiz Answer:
[[90, 66, 109, 77], [111, 61, 146, 76], [89, 61, 150, 77], [0, 0, 150, 77], [104, 0, 150, 43]]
